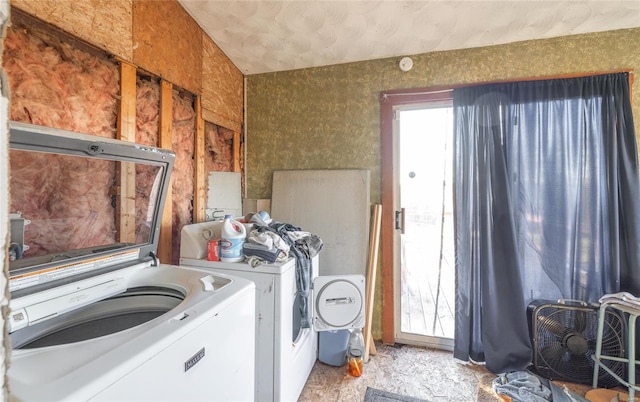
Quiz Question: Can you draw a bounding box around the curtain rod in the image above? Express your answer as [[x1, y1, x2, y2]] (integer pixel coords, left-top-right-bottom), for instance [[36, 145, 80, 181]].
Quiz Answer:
[[381, 69, 634, 101], [381, 89, 451, 98]]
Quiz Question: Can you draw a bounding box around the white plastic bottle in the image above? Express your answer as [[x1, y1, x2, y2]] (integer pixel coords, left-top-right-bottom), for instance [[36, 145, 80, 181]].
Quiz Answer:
[[220, 215, 247, 262], [347, 328, 364, 377]]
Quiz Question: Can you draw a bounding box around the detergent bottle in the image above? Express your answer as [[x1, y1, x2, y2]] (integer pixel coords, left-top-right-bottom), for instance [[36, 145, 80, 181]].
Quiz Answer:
[[220, 215, 246, 262]]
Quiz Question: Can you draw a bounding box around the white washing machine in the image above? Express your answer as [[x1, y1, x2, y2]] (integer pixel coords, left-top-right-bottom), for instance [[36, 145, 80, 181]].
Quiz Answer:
[[9, 263, 256, 401], [7, 123, 256, 401], [180, 221, 366, 402]]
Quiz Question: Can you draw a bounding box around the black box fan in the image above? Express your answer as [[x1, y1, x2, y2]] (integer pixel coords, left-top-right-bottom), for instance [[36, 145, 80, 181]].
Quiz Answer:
[[527, 299, 625, 388]]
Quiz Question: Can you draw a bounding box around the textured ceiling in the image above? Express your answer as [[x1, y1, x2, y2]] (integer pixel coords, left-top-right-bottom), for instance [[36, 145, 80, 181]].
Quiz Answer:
[[179, 1, 640, 75]]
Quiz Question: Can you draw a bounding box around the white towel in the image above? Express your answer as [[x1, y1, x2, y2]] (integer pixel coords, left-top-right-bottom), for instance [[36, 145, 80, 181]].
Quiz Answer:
[[599, 292, 640, 311]]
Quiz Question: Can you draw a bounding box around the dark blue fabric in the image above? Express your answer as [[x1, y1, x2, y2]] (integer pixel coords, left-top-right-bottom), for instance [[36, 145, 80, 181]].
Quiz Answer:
[[453, 73, 640, 373], [256, 221, 322, 328], [492, 370, 589, 402]]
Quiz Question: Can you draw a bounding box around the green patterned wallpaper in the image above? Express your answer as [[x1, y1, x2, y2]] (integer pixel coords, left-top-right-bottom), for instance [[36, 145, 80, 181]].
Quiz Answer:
[[246, 28, 640, 339], [247, 28, 640, 202]]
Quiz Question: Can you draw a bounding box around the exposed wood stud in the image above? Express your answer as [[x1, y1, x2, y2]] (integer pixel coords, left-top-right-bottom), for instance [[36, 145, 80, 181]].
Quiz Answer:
[[118, 62, 137, 141], [116, 62, 137, 244], [233, 130, 241, 173], [159, 79, 173, 264], [194, 96, 206, 223]]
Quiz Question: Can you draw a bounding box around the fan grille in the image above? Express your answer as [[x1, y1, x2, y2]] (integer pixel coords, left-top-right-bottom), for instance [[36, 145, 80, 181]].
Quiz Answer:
[[532, 304, 625, 388]]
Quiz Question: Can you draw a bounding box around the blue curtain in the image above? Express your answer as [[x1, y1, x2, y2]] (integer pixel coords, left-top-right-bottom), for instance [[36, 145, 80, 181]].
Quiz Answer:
[[452, 73, 640, 373]]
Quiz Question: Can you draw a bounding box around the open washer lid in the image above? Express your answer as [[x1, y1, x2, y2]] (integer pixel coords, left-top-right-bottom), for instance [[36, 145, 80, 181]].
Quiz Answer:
[[312, 274, 365, 332], [8, 122, 175, 297]]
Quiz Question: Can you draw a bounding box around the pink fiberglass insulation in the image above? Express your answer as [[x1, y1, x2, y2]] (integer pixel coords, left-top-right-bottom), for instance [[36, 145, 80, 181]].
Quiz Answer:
[[135, 78, 196, 263], [4, 25, 119, 258], [136, 77, 160, 147], [4, 26, 119, 137], [204, 122, 244, 194], [204, 122, 234, 173], [171, 89, 195, 265]]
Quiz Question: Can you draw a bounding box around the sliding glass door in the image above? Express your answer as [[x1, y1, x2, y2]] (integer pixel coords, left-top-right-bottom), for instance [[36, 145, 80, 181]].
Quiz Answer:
[[393, 102, 455, 350]]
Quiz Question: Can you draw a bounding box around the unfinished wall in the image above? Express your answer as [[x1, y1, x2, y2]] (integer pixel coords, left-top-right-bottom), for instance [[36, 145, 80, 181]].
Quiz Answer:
[[132, 0, 201, 95], [136, 76, 160, 146], [3, 18, 119, 135], [10, 0, 133, 62], [4, 20, 120, 257], [10, 0, 244, 136], [205, 122, 235, 173], [170, 89, 195, 265], [5, 0, 244, 266], [135, 76, 160, 244], [202, 34, 243, 133], [246, 27, 640, 339]]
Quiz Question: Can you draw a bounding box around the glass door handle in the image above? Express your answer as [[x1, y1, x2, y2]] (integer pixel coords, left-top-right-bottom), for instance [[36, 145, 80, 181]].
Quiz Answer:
[[395, 208, 406, 234]]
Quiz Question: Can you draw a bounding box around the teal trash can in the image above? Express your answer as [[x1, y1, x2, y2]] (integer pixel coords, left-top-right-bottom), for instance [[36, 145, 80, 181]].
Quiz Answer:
[[318, 329, 350, 366]]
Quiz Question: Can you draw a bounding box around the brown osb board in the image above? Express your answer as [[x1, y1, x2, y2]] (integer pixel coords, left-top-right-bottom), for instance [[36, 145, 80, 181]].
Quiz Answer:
[[202, 107, 241, 134], [133, 0, 202, 95], [202, 34, 243, 133], [11, 0, 133, 62], [300, 343, 501, 402], [585, 388, 640, 402]]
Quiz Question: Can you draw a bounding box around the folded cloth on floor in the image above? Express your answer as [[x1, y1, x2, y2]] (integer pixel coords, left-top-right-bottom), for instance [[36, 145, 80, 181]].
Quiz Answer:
[[492, 370, 589, 402], [599, 292, 640, 310]]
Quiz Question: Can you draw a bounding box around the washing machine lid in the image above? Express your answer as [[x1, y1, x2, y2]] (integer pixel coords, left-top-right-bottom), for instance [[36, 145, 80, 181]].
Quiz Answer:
[[312, 274, 366, 332], [8, 122, 175, 297]]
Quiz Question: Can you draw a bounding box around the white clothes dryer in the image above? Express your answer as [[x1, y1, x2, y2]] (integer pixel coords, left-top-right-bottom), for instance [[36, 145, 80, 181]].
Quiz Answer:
[[7, 123, 257, 402], [180, 221, 367, 402], [181, 222, 317, 402]]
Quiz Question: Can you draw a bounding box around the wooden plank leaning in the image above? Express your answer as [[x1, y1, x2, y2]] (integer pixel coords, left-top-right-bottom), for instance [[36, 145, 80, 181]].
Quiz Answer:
[[364, 204, 382, 362]]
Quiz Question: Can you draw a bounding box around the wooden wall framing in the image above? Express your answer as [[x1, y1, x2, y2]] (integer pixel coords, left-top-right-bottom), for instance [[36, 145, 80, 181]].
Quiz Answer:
[[115, 62, 138, 244], [158, 80, 174, 264], [11, 0, 244, 134], [201, 34, 243, 133], [11, 0, 133, 61], [9, 0, 244, 262], [194, 97, 206, 223]]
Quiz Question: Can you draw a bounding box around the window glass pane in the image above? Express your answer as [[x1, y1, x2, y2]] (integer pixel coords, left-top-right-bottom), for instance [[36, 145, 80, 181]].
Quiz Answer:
[[9, 148, 163, 271]]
